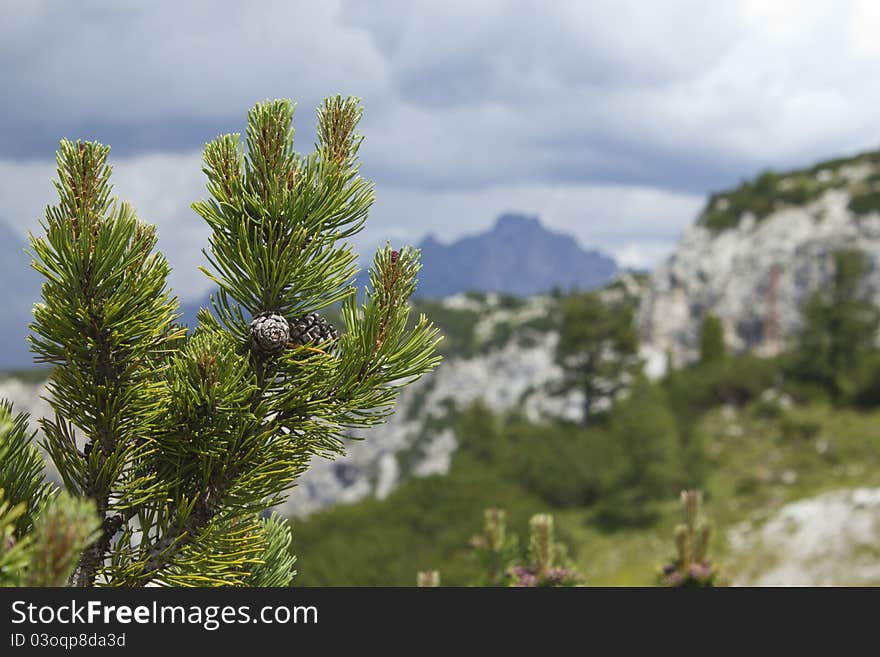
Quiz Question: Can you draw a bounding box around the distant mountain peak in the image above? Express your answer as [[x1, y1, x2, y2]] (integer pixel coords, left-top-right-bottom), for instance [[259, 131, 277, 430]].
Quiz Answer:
[[414, 213, 617, 298], [494, 213, 541, 230]]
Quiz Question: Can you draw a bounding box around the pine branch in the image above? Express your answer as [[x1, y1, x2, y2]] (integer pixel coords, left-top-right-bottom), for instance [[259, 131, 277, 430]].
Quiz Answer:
[[28, 494, 102, 587], [30, 139, 182, 586], [0, 490, 31, 586], [0, 402, 52, 537], [12, 96, 441, 588], [243, 513, 297, 587], [659, 490, 719, 587]]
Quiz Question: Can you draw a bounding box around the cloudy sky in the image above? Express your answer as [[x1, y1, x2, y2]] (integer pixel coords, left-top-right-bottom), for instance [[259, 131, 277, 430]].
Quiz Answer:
[[3, 0, 880, 300]]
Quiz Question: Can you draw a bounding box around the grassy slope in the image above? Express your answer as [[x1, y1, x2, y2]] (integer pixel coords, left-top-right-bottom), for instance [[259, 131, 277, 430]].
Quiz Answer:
[[564, 402, 880, 585], [291, 399, 880, 586]]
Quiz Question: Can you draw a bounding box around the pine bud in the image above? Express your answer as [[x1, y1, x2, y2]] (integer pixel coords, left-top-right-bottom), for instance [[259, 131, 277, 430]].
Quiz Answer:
[[249, 312, 290, 356], [694, 524, 711, 563], [674, 525, 689, 562], [417, 570, 440, 587], [484, 508, 506, 552], [529, 513, 554, 574], [682, 489, 701, 524]]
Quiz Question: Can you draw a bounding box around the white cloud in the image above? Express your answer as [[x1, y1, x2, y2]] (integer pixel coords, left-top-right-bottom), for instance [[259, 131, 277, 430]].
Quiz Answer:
[[1, 152, 702, 301], [364, 181, 704, 270], [110, 152, 213, 300], [0, 159, 57, 234], [0, 152, 212, 300], [346, 0, 880, 189], [5, 0, 880, 194], [2, 0, 879, 300], [0, 0, 388, 126]]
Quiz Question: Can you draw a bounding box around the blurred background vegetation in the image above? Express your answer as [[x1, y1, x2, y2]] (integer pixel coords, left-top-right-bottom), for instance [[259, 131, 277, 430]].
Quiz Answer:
[[290, 248, 880, 585]]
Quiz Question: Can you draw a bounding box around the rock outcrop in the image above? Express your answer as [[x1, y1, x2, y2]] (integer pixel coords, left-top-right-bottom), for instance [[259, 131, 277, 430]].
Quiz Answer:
[[728, 488, 880, 586], [639, 150, 880, 369]]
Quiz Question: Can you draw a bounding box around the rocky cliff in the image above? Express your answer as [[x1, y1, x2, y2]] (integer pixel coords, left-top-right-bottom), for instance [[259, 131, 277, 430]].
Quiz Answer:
[[639, 149, 880, 368]]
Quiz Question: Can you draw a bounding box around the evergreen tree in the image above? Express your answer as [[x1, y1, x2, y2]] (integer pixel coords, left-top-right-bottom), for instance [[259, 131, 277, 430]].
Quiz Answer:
[[554, 291, 641, 423], [596, 377, 682, 527], [789, 249, 880, 402], [1, 96, 441, 587], [699, 313, 726, 364]]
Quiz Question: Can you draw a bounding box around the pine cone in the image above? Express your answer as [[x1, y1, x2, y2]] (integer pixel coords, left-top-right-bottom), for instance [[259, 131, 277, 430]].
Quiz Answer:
[[290, 313, 339, 346], [249, 312, 290, 356]]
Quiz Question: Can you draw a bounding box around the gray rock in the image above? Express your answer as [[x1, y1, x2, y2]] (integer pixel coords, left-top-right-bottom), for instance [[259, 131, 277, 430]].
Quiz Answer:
[[729, 488, 880, 586], [640, 187, 880, 369]]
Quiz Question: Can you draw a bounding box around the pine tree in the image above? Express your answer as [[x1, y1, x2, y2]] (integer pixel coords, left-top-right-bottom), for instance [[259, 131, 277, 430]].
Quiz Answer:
[[0, 96, 441, 587], [595, 377, 683, 527], [419, 509, 585, 588], [789, 249, 880, 402], [0, 403, 100, 586], [554, 291, 641, 424], [699, 313, 726, 364]]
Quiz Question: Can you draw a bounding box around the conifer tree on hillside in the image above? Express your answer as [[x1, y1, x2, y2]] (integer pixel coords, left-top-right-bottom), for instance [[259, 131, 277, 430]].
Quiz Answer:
[[0, 96, 441, 587], [699, 313, 726, 365], [790, 248, 879, 402], [554, 291, 641, 423]]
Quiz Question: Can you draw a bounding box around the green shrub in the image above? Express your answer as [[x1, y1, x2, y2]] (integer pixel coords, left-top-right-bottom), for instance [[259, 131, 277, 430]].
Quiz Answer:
[[607, 378, 684, 511], [593, 487, 665, 529], [779, 416, 822, 442], [848, 190, 880, 216], [508, 424, 626, 507], [293, 458, 547, 586], [752, 396, 785, 419], [699, 314, 726, 365], [665, 354, 780, 419], [785, 249, 880, 403], [455, 403, 625, 508], [411, 299, 481, 358]]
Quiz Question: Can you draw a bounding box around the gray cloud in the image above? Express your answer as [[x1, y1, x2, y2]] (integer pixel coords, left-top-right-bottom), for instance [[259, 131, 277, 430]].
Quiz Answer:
[[4, 0, 879, 195], [3, 0, 880, 292], [344, 1, 744, 106], [0, 0, 388, 156], [0, 149, 702, 300], [346, 0, 879, 193]]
